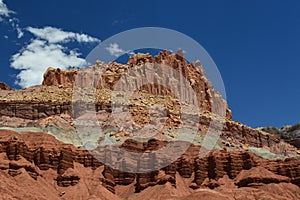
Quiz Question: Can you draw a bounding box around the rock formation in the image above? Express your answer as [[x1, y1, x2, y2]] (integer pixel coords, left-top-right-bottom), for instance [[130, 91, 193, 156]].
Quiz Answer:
[[0, 51, 299, 199], [259, 124, 300, 148], [0, 82, 12, 90], [0, 129, 299, 199]]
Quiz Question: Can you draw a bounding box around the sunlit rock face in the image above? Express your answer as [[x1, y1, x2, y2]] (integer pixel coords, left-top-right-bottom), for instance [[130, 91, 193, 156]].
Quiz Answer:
[[0, 51, 299, 199]]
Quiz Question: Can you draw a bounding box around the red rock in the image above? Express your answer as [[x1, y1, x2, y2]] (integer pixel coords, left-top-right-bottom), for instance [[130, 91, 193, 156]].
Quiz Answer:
[[0, 82, 12, 90], [42, 67, 77, 87], [0, 51, 299, 199], [234, 166, 290, 187], [1, 129, 299, 198]]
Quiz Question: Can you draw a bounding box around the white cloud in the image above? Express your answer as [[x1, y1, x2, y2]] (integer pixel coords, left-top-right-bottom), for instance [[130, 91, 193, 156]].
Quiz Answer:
[[0, 0, 15, 17], [26, 26, 100, 44], [106, 43, 126, 57], [10, 25, 101, 88], [1, 4, 101, 88], [0, 1, 22, 39], [11, 39, 88, 88], [9, 18, 24, 38], [16, 25, 23, 38]]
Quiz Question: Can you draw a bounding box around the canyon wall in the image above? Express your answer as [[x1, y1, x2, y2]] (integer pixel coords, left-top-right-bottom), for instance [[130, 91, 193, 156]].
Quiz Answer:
[[0, 130, 299, 194]]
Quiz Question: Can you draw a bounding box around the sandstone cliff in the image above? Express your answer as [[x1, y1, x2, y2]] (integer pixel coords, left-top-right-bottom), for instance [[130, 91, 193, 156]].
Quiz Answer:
[[0, 129, 299, 199], [0, 51, 299, 199]]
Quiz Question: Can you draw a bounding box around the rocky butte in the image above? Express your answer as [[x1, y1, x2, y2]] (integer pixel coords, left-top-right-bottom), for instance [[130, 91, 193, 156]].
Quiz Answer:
[[0, 50, 299, 200]]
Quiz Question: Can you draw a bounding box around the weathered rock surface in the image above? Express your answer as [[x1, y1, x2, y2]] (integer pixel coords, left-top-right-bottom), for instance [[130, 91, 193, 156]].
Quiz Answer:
[[42, 67, 77, 87], [41, 50, 232, 119], [0, 130, 299, 199], [234, 166, 290, 187], [0, 51, 299, 199], [260, 124, 300, 148]]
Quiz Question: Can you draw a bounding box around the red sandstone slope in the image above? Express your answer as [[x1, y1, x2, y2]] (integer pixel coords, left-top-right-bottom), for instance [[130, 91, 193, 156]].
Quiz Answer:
[[0, 130, 299, 199], [0, 51, 299, 199]]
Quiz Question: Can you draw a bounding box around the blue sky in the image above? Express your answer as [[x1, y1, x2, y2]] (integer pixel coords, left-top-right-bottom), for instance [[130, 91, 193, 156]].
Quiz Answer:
[[0, 0, 299, 128]]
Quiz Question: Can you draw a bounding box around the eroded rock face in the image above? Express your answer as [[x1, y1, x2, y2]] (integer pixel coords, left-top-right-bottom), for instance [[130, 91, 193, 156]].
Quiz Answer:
[[234, 166, 290, 187], [42, 67, 77, 87], [0, 51, 232, 123], [0, 102, 72, 120], [0, 130, 299, 196], [260, 124, 300, 148], [0, 51, 299, 199], [41, 50, 232, 119], [56, 168, 80, 187]]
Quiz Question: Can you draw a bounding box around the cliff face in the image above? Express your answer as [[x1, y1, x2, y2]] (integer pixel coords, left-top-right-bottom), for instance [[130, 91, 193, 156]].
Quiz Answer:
[[0, 51, 299, 199], [0, 51, 231, 122], [42, 67, 77, 87], [42, 51, 232, 119], [0, 129, 299, 199]]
